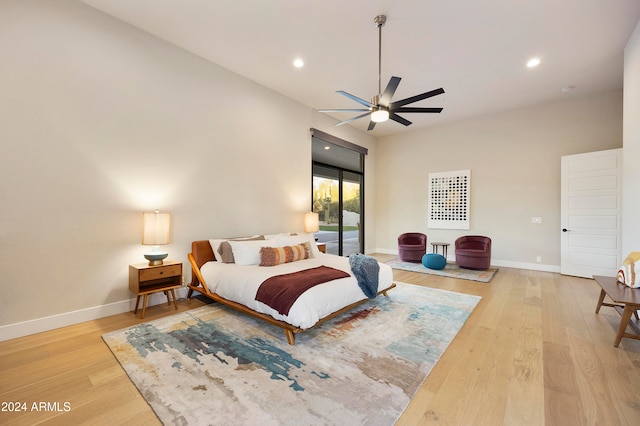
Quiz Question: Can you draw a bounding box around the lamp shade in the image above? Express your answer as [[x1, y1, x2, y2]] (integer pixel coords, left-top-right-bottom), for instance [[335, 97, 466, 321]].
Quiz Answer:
[[142, 211, 171, 245], [304, 212, 319, 233]]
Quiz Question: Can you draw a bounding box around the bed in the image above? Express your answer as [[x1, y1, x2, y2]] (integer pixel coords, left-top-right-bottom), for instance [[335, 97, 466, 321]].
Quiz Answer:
[[187, 234, 396, 345]]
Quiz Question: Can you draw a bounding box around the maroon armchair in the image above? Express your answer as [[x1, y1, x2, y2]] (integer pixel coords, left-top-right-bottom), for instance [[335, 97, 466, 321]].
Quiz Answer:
[[455, 236, 491, 270], [398, 233, 427, 263]]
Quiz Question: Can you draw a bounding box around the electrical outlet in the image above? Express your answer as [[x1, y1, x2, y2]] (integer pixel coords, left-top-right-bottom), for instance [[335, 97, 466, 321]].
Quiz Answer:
[[536, 256, 542, 263], [531, 217, 543, 224]]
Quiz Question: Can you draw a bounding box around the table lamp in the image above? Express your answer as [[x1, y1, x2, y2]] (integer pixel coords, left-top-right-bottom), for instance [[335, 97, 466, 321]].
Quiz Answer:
[[142, 210, 171, 266], [304, 212, 319, 233]]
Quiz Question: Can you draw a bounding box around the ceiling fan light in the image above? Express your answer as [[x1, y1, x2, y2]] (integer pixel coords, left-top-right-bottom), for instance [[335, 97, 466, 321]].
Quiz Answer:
[[371, 109, 389, 123]]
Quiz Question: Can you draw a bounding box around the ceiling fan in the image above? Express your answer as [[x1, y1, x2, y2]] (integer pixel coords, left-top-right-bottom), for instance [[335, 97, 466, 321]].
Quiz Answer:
[[320, 15, 445, 131]]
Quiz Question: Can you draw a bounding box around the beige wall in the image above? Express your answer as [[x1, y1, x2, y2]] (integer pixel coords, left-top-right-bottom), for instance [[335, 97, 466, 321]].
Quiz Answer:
[[0, 0, 632, 339], [374, 91, 623, 270], [623, 20, 640, 255], [0, 0, 377, 334]]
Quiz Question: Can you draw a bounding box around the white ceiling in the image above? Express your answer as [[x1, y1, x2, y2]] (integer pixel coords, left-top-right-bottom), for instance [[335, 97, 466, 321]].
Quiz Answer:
[[81, 0, 640, 137]]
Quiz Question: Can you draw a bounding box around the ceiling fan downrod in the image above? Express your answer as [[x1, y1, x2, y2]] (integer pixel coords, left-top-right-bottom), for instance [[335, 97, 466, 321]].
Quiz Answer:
[[374, 15, 386, 98]]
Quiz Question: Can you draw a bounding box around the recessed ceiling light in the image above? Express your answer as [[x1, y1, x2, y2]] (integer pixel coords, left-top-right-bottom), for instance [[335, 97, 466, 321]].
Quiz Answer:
[[561, 85, 575, 93], [293, 58, 304, 68], [324, 146, 330, 150], [526, 58, 541, 68]]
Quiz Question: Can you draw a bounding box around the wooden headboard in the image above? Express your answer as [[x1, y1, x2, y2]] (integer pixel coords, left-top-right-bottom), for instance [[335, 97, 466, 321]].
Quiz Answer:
[[191, 240, 215, 267], [189, 240, 216, 286]]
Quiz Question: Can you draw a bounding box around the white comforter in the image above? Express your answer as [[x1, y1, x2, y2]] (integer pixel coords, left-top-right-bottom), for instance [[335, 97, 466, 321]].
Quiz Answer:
[[199, 253, 393, 329]]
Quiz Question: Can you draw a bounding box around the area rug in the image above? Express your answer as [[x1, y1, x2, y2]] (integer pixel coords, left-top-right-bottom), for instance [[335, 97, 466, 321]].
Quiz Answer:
[[386, 258, 498, 283], [102, 282, 481, 426]]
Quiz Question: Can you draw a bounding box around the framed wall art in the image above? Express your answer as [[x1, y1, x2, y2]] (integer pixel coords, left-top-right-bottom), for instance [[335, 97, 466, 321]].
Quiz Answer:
[[428, 169, 471, 229]]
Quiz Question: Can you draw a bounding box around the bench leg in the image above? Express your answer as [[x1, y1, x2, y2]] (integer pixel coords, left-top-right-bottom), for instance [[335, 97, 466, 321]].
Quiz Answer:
[[595, 289, 606, 313], [614, 304, 635, 347]]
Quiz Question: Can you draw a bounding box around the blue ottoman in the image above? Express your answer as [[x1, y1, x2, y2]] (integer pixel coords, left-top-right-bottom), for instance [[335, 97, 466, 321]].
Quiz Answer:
[[422, 253, 446, 270]]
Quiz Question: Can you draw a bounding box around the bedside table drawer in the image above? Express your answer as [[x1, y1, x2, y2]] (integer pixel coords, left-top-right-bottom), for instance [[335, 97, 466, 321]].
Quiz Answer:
[[139, 264, 181, 282]]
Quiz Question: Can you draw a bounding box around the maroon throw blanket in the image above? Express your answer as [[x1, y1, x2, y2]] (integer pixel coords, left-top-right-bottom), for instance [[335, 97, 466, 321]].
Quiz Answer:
[[255, 266, 350, 316]]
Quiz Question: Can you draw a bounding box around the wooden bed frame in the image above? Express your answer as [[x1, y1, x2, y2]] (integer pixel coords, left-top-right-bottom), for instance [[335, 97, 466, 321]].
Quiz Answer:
[[186, 240, 396, 345]]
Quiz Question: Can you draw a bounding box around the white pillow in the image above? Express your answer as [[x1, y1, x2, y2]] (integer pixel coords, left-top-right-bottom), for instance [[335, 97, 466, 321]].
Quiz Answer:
[[276, 233, 320, 257], [208, 239, 227, 262], [228, 240, 277, 266], [264, 232, 294, 240], [209, 235, 263, 262]]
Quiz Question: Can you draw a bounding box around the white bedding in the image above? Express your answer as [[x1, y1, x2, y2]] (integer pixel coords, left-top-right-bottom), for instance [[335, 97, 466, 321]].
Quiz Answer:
[[199, 253, 393, 329]]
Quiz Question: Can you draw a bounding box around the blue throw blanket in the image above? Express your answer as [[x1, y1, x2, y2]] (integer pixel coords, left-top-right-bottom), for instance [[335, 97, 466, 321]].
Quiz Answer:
[[349, 254, 380, 298]]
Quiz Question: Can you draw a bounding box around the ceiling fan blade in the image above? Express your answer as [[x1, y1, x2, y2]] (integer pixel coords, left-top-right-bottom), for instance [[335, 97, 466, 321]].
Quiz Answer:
[[334, 112, 372, 127], [389, 113, 412, 126], [367, 121, 377, 131], [318, 108, 371, 113], [394, 107, 443, 113], [390, 88, 445, 109], [378, 76, 401, 106], [337, 91, 374, 107]]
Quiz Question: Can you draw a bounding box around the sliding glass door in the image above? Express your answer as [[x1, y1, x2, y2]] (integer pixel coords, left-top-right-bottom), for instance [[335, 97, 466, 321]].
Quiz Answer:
[[341, 171, 362, 256], [312, 165, 363, 256], [311, 129, 366, 256]]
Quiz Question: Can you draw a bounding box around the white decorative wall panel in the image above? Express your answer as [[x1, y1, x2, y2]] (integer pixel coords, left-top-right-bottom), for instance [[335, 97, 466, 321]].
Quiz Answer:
[[428, 170, 470, 230]]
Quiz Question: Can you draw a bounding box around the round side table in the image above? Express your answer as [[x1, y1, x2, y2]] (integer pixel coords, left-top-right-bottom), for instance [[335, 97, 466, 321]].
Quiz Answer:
[[430, 242, 450, 258]]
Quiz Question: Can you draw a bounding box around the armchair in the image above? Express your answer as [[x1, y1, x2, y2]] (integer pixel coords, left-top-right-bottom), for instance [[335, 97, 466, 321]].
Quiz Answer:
[[455, 236, 492, 270], [398, 233, 427, 263]]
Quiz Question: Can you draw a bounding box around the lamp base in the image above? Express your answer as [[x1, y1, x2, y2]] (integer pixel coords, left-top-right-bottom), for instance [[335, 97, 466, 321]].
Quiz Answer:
[[144, 252, 168, 266]]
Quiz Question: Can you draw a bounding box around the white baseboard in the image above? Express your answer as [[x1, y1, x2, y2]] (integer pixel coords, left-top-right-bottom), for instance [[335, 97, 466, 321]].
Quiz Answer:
[[371, 248, 560, 273], [1, 252, 562, 343], [0, 287, 190, 342], [490, 259, 560, 273]]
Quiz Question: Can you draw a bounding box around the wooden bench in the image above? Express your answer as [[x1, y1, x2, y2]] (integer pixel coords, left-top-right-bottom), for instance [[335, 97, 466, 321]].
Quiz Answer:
[[593, 275, 640, 347]]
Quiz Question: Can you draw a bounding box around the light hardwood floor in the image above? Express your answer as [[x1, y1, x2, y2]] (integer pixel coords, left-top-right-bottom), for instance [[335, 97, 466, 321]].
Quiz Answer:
[[1, 258, 640, 425]]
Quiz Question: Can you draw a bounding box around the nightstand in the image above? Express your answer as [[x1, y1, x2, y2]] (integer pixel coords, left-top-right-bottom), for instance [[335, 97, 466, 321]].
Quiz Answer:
[[129, 260, 182, 319], [317, 242, 326, 253]]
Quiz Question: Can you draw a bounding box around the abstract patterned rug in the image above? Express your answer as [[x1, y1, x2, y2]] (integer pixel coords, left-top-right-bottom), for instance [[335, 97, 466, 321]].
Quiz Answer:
[[386, 258, 498, 283], [102, 282, 481, 425]]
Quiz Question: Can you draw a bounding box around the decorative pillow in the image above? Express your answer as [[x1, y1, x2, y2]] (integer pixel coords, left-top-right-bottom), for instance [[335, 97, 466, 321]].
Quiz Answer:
[[260, 242, 311, 266], [228, 239, 275, 266], [276, 233, 320, 257], [617, 252, 640, 288], [218, 235, 265, 263]]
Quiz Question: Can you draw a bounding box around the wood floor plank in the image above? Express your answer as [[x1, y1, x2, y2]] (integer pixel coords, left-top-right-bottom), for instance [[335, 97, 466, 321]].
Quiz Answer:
[[1, 263, 640, 425], [503, 279, 545, 425], [567, 332, 621, 425], [543, 341, 586, 425]]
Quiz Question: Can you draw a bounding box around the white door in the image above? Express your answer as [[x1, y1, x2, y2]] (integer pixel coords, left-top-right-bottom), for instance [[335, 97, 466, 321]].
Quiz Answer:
[[561, 149, 622, 278]]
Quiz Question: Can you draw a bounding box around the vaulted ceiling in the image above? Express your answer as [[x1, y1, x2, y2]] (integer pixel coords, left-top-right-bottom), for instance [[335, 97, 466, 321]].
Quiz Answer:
[[81, 0, 640, 137]]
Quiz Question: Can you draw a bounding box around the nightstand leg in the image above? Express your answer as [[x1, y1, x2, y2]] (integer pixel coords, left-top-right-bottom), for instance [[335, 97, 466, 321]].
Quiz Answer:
[[134, 295, 141, 314], [164, 290, 171, 306], [141, 294, 148, 319], [171, 289, 178, 310]]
